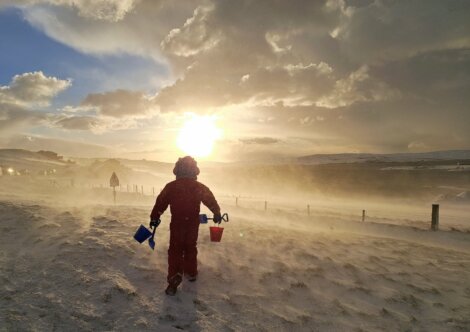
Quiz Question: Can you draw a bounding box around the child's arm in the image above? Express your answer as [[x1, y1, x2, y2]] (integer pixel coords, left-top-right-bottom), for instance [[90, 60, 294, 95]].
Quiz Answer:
[[200, 184, 221, 217], [150, 184, 170, 220]]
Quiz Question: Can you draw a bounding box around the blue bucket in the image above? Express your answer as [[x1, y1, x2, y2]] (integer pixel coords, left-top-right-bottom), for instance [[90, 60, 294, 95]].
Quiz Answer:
[[134, 225, 152, 243]]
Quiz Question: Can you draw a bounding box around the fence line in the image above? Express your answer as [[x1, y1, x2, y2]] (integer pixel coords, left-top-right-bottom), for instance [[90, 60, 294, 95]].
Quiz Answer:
[[41, 179, 469, 232]]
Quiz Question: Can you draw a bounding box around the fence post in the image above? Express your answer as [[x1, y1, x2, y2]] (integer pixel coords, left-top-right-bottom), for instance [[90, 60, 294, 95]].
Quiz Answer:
[[236, 196, 238, 207], [141, 185, 144, 195], [264, 201, 267, 211], [431, 204, 439, 231], [362, 210, 366, 222], [307, 204, 310, 216]]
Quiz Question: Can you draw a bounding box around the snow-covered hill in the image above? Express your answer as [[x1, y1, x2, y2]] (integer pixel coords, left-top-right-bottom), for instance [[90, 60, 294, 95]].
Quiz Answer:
[[0, 149, 72, 175], [296, 150, 470, 165], [1, 194, 469, 331]]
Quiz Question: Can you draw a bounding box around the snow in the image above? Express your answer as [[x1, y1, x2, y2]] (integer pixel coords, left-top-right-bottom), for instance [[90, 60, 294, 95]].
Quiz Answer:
[[1, 189, 469, 331], [1, 149, 469, 331]]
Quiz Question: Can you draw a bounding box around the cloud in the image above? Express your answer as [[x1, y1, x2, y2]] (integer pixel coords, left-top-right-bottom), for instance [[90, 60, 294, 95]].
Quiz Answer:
[[161, 4, 220, 57], [63, 0, 138, 22], [3, 0, 469, 154], [14, 0, 201, 61], [153, 1, 344, 112], [52, 113, 143, 133], [80, 89, 157, 118], [12, 1, 343, 111], [317, 65, 401, 108], [10, 1, 470, 110], [0, 71, 71, 108], [334, 0, 470, 63], [51, 89, 161, 133], [0, 104, 47, 135], [0, 71, 71, 134], [153, 0, 470, 116], [2, 0, 138, 21], [239, 137, 281, 145], [54, 115, 102, 131], [0, 72, 139, 138]]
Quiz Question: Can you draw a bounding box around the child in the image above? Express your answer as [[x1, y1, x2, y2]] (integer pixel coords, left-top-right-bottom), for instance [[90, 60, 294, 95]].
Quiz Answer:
[[150, 156, 221, 295]]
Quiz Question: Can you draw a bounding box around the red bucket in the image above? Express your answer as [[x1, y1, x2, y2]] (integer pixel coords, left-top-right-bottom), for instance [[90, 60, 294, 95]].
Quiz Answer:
[[209, 226, 224, 242]]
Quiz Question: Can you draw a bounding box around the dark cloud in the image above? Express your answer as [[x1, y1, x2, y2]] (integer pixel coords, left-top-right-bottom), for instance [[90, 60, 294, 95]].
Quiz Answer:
[[0, 104, 47, 135], [336, 0, 470, 63], [155, 0, 346, 112], [81, 89, 157, 118], [239, 137, 281, 145], [54, 116, 102, 131]]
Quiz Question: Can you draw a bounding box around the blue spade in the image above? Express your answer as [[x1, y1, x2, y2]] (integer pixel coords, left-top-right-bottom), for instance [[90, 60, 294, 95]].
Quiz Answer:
[[133, 223, 158, 250]]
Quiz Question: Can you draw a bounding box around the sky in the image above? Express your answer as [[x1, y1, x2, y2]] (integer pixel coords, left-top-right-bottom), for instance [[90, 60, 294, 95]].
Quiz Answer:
[[0, 0, 469, 162]]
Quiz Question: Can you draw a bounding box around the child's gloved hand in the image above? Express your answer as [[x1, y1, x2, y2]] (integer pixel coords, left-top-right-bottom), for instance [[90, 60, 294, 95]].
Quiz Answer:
[[213, 213, 222, 224], [149, 219, 161, 229]]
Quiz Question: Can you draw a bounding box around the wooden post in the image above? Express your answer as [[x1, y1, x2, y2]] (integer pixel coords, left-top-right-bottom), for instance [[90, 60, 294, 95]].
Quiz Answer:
[[236, 196, 239, 207], [431, 204, 439, 231], [113, 187, 116, 205], [264, 201, 267, 211], [362, 210, 366, 222], [307, 204, 310, 216], [141, 185, 144, 195]]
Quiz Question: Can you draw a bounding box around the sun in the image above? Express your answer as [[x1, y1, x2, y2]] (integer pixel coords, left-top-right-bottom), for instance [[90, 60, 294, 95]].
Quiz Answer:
[[177, 115, 222, 158]]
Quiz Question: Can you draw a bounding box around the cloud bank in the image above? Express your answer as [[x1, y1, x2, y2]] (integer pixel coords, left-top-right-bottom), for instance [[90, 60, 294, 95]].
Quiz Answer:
[[1, 0, 469, 156], [0, 71, 71, 134]]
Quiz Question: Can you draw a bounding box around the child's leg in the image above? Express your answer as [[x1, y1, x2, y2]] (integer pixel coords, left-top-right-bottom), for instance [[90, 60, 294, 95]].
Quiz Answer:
[[183, 223, 200, 277], [168, 223, 185, 283]]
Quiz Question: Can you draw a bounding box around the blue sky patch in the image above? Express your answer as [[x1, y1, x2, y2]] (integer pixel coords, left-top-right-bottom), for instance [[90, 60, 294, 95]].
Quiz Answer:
[[0, 7, 170, 108]]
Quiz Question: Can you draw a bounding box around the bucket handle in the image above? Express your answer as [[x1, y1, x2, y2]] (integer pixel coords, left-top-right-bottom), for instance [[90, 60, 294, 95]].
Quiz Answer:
[[216, 213, 229, 227], [201, 213, 229, 226]]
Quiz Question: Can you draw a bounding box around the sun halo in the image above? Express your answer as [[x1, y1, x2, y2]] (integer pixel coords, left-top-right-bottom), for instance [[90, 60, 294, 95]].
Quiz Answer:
[[176, 115, 222, 158]]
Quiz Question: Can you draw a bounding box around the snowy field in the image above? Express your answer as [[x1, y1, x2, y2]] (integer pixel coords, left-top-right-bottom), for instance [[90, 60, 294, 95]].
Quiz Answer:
[[1, 180, 469, 331]]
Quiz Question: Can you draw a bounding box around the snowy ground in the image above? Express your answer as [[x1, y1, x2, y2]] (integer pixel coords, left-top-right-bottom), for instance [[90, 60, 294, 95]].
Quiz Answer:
[[1, 191, 469, 331]]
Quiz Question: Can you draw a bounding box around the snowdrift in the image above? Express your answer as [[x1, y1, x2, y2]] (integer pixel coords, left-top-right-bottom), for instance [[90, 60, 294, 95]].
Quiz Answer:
[[1, 199, 469, 331]]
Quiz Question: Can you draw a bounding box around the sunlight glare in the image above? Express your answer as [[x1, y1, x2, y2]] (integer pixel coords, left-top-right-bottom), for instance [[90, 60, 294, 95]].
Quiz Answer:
[[177, 115, 222, 158]]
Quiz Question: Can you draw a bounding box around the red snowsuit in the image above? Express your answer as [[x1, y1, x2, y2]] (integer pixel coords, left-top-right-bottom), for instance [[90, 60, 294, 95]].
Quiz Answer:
[[150, 178, 220, 282]]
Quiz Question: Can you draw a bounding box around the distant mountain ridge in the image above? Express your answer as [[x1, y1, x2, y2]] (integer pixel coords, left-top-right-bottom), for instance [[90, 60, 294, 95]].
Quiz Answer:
[[1, 148, 470, 167], [296, 150, 470, 165], [0, 149, 70, 163]]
